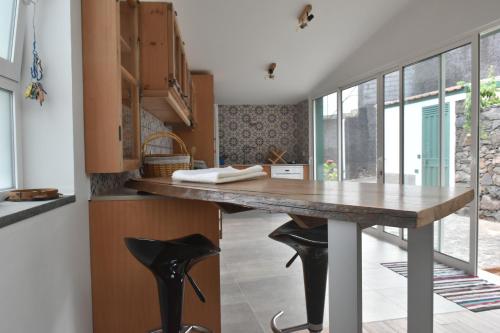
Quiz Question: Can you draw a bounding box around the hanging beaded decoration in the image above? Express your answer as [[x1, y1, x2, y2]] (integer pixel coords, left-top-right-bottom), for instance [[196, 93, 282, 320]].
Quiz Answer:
[[24, 0, 47, 106]]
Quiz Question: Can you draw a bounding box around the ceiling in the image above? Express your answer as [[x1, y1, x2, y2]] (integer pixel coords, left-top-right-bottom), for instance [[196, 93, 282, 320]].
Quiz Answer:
[[171, 0, 411, 104]]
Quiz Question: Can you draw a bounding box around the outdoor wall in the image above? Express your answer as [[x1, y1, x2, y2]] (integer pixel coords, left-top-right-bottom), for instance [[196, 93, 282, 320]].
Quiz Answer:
[[218, 101, 309, 165], [456, 104, 500, 221], [0, 1, 93, 333]]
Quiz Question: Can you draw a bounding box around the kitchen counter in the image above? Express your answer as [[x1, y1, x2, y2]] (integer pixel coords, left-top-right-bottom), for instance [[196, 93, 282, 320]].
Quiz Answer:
[[125, 177, 473, 333]]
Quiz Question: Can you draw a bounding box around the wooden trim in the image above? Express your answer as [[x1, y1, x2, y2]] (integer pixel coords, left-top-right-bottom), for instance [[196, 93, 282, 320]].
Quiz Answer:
[[123, 159, 141, 171], [126, 0, 138, 8], [120, 36, 132, 53]]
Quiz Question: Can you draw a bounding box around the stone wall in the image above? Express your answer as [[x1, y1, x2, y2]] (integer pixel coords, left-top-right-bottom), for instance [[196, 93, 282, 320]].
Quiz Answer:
[[456, 103, 500, 221]]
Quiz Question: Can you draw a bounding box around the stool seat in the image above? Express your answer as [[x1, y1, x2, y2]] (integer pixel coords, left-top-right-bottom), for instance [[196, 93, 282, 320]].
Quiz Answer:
[[125, 234, 220, 272], [269, 220, 327, 247], [125, 234, 220, 333]]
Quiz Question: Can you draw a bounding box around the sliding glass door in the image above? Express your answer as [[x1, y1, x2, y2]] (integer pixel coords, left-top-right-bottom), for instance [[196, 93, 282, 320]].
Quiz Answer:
[[314, 93, 338, 181], [341, 80, 378, 182], [479, 29, 500, 273], [312, 31, 497, 274], [383, 71, 402, 236]]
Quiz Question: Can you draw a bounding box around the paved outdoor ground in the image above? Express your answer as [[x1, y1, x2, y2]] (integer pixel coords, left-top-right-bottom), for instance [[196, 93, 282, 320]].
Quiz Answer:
[[441, 214, 500, 269]]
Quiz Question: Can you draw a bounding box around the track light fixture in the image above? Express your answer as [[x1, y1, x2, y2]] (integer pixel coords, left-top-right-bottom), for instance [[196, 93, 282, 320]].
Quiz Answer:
[[266, 63, 277, 80], [298, 4, 314, 29]]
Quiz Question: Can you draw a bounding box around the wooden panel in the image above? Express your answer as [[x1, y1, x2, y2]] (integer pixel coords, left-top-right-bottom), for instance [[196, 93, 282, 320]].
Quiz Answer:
[[83, 0, 122, 172], [125, 177, 474, 228], [89, 199, 221, 333], [176, 74, 215, 166], [139, 2, 171, 90], [303, 165, 310, 180]]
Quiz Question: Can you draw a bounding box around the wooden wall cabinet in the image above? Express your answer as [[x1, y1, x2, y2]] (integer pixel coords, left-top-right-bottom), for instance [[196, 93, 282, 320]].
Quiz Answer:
[[140, 2, 194, 127], [83, 0, 141, 173]]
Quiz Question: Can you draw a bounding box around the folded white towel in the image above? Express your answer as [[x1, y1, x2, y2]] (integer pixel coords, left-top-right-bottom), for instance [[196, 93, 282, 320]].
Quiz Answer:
[[172, 166, 267, 184]]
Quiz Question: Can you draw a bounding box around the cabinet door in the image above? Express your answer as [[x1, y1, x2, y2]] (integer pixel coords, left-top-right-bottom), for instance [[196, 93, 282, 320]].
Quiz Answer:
[[140, 3, 172, 90], [176, 74, 214, 167], [83, 0, 123, 173]]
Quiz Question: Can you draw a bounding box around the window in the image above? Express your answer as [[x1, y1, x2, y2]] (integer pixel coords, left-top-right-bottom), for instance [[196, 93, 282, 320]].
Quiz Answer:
[[1, 0, 24, 192], [0, 88, 14, 190], [0, 0, 24, 81]]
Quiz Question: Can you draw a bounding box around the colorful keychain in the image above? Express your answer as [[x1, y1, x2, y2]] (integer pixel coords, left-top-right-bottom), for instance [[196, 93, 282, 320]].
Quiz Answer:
[[24, 0, 47, 106]]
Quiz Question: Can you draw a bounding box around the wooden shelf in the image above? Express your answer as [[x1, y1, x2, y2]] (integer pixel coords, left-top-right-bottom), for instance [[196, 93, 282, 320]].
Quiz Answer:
[[120, 36, 132, 53], [141, 89, 192, 127], [121, 65, 137, 86]]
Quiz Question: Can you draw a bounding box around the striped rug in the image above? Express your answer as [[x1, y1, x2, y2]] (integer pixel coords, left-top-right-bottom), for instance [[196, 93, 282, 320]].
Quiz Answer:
[[381, 261, 500, 312]]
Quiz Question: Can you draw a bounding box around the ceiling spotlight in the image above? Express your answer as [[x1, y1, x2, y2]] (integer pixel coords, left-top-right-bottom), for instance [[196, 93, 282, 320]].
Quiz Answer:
[[267, 63, 277, 80], [298, 4, 314, 29]]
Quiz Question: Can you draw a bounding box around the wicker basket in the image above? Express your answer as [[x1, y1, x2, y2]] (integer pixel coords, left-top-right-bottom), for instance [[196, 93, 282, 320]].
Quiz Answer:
[[141, 131, 192, 178]]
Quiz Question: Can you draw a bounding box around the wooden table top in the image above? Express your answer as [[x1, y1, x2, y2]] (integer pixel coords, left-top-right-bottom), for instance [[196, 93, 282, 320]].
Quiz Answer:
[[125, 177, 474, 228]]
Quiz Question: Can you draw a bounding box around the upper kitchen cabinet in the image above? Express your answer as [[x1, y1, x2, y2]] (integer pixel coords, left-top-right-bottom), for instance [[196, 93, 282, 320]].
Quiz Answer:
[[83, 0, 141, 173], [140, 2, 193, 127]]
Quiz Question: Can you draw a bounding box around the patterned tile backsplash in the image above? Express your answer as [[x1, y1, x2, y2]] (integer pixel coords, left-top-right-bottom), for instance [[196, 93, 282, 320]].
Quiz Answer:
[[90, 109, 172, 195], [218, 101, 309, 165]]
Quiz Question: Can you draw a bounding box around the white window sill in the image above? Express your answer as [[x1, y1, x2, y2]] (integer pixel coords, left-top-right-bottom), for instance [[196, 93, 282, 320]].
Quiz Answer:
[[0, 195, 76, 229]]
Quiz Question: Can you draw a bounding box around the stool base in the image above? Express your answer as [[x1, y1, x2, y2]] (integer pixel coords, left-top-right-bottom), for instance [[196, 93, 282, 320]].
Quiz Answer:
[[149, 325, 211, 333], [271, 311, 323, 333]]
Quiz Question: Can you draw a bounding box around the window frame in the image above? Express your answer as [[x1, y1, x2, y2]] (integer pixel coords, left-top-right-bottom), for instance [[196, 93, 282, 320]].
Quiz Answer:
[[0, 76, 22, 193], [0, 0, 26, 82], [0, 0, 25, 194]]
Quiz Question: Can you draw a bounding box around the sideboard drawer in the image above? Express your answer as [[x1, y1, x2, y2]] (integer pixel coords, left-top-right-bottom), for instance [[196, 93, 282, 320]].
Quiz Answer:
[[271, 165, 304, 180]]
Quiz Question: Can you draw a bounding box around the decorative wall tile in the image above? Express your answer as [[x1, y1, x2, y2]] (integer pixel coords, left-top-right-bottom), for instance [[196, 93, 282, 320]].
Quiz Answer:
[[90, 109, 172, 195], [218, 101, 309, 165]]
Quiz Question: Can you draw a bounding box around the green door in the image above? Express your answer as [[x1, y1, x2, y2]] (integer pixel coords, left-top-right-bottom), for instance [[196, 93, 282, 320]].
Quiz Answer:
[[422, 103, 450, 186]]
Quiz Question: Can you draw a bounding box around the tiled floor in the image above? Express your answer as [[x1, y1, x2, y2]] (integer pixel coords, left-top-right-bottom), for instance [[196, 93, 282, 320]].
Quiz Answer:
[[220, 211, 466, 333]]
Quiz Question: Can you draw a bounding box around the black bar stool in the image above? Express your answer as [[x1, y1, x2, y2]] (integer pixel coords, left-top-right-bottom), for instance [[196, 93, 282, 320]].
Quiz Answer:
[[125, 234, 220, 333], [269, 220, 328, 333]]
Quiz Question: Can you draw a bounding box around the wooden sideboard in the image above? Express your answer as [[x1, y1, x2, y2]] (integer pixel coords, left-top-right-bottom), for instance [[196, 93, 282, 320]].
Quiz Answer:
[[231, 164, 310, 180]]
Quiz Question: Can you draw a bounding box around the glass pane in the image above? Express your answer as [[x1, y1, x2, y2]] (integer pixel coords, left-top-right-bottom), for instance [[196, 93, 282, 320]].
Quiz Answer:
[[439, 45, 472, 262], [121, 78, 139, 160], [0, 0, 17, 61], [403, 57, 440, 186], [383, 71, 401, 237], [384, 71, 400, 184], [0, 88, 14, 190], [342, 79, 377, 182], [384, 227, 400, 236], [314, 93, 338, 181], [479, 30, 500, 271]]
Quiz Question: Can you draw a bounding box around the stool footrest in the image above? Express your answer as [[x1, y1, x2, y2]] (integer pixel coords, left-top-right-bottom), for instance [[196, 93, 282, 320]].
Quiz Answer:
[[150, 325, 211, 333], [271, 311, 313, 333]]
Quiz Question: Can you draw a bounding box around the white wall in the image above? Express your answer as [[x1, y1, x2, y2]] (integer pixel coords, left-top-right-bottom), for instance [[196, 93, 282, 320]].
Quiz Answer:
[[311, 0, 500, 98], [0, 0, 92, 332]]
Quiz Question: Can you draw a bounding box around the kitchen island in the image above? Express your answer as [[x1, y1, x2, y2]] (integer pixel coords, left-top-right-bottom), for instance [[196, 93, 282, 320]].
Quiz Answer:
[[126, 177, 474, 333]]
